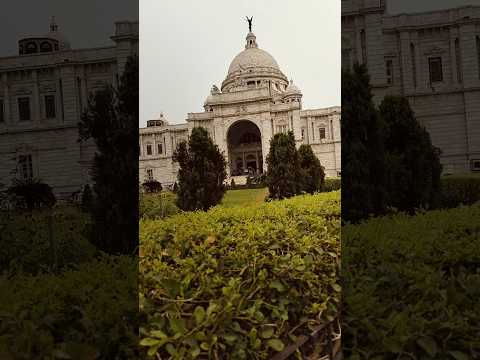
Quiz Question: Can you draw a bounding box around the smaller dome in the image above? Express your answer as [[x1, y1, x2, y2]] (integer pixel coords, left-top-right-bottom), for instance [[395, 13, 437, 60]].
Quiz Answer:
[[285, 79, 302, 95]]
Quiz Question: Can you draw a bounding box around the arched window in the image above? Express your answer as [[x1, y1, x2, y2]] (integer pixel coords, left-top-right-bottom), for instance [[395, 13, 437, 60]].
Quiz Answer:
[[25, 42, 38, 54], [410, 43, 417, 88], [40, 41, 53, 52], [146, 143, 153, 155]]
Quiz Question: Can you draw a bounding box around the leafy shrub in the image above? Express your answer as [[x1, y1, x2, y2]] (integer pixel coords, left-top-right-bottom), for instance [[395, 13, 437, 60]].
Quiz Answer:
[[81, 184, 94, 213], [343, 203, 480, 359], [0, 207, 96, 274], [143, 180, 163, 193], [342, 64, 387, 223], [7, 178, 56, 210], [0, 255, 138, 359], [439, 175, 480, 209], [266, 132, 302, 200], [174, 127, 227, 211], [139, 191, 340, 359], [140, 192, 180, 220], [323, 178, 341, 193], [298, 144, 324, 194], [379, 96, 442, 213]]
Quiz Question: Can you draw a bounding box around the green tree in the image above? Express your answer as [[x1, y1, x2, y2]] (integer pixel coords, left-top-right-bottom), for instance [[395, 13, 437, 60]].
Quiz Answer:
[[342, 63, 386, 223], [298, 144, 325, 194], [379, 95, 442, 213], [173, 127, 227, 211], [266, 131, 301, 200], [79, 55, 139, 254], [81, 184, 94, 213], [7, 178, 56, 210]]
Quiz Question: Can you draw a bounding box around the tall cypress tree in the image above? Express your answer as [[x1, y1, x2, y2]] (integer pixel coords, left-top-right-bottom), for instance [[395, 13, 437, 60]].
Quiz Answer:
[[266, 131, 301, 200], [342, 63, 386, 223], [79, 55, 139, 254], [173, 127, 226, 211], [379, 95, 442, 213], [298, 144, 325, 194]]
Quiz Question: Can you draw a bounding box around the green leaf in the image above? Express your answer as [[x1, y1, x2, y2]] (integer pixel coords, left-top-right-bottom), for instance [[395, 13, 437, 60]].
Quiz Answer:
[[449, 351, 470, 360], [332, 283, 341, 292], [139, 338, 162, 347], [417, 337, 437, 357], [269, 280, 286, 292], [193, 306, 205, 325], [267, 339, 285, 352], [200, 342, 210, 351], [150, 330, 168, 339], [169, 317, 186, 335], [166, 343, 176, 355], [260, 327, 274, 339]]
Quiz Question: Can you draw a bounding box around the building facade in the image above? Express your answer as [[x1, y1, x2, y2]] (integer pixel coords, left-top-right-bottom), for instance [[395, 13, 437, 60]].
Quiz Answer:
[[342, 0, 480, 173], [0, 18, 138, 198], [139, 30, 341, 186]]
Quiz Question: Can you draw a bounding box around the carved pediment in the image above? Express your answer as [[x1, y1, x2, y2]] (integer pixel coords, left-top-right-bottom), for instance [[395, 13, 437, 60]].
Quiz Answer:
[[40, 83, 56, 93], [424, 46, 445, 55], [15, 87, 32, 95]]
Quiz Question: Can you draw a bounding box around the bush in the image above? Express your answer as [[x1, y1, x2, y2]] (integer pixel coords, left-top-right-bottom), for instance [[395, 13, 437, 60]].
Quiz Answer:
[[0, 207, 96, 274], [7, 178, 56, 210], [266, 131, 301, 200], [298, 144, 324, 194], [143, 180, 163, 193], [379, 96, 442, 213], [81, 184, 94, 213], [323, 178, 341, 193], [174, 127, 227, 211], [0, 255, 138, 359], [343, 203, 480, 359], [140, 192, 180, 220], [139, 191, 340, 359], [342, 64, 386, 223], [439, 175, 480, 209]]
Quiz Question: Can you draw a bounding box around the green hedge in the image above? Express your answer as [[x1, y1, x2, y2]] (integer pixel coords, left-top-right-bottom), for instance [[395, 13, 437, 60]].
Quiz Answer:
[[139, 191, 340, 359], [0, 207, 95, 274], [343, 203, 480, 359], [439, 175, 480, 209], [322, 178, 341, 193], [0, 255, 138, 359], [140, 192, 180, 220]]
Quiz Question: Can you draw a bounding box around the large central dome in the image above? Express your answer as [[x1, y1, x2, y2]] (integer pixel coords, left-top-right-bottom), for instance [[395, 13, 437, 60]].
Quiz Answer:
[[221, 32, 288, 93], [227, 45, 280, 75]]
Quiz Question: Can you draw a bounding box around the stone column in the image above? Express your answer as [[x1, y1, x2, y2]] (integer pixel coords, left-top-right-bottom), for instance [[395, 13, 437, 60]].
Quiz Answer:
[[3, 73, 10, 124], [33, 70, 41, 123]]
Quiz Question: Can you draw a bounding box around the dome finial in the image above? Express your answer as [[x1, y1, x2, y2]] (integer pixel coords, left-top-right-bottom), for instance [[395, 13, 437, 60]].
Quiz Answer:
[[245, 16, 253, 32], [50, 16, 58, 32]]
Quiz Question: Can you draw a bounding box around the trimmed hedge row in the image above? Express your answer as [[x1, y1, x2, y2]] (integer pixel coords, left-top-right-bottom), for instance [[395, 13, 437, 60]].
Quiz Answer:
[[343, 203, 480, 359], [323, 178, 341, 193], [0, 255, 138, 359], [0, 207, 95, 274], [140, 192, 180, 220], [139, 191, 341, 359], [439, 175, 480, 209]]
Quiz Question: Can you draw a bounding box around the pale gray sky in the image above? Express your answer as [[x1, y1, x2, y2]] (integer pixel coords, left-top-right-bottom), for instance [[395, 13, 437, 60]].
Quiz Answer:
[[140, 0, 474, 127], [140, 0, 341, 126]]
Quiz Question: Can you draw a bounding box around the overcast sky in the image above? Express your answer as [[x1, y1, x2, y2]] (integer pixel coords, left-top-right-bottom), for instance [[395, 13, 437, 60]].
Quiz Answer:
[[140, 0, 474, 127], [140, 0, 341, 126], [0, 0, 137, 56]]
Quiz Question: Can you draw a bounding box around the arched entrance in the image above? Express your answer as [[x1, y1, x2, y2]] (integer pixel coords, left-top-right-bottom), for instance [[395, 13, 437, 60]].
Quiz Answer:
[[227, 120, 263, 176]]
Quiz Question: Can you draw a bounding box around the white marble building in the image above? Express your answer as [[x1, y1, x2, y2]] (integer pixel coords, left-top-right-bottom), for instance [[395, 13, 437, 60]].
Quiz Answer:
[[342, 0, 480, 173], [0, 18, 138, 198], [139, 30, 341, 186]]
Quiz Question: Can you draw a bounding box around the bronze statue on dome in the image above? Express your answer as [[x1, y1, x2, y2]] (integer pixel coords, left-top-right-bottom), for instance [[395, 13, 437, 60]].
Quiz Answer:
[[246, 16, 253, 32]]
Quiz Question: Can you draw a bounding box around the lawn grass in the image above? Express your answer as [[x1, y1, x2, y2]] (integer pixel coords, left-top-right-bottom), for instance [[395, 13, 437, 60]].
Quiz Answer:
[[220, 187, 268, 208]]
